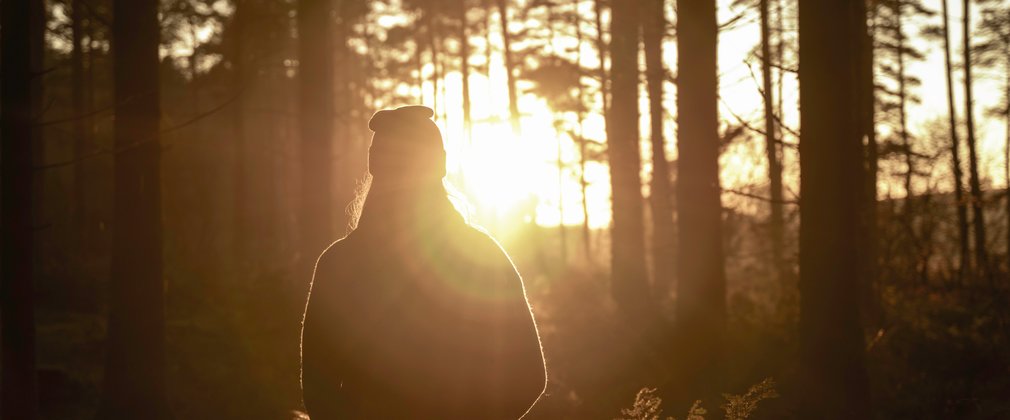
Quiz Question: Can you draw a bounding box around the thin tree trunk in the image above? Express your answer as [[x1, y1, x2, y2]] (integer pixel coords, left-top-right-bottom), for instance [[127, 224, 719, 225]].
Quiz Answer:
[[232, 0, 247, 268], [556, 123, 568, 263], [188, 15, 202, 112], [860, 11, 882, 326], [594, 0, 609, 120], [30, 0, 45, 262], [963, 0, 990, 277], [334, 2, 356, 235], [643, 0, 674, 296], [102, 0, 167, 417], [797, 0, 872, 416], [72, 0, 87, 229], [673, 0, 727, 403], [484, 0, 494, 82], [775, 0, 785, 140], [459, 0, 473, 144], [298, 0, 335, 257], [86, 12, 96, 166], [574, 3, 592, 260], [1, 0, 38, 416], [416, 40, 425, 102], [895, 5, 914, 215], [1004, 54, 1009, 275], [760, 0, 785, 283], [495, 0, 521, 134], [941, 0, 970, 278], [545, 4, 567, 262]]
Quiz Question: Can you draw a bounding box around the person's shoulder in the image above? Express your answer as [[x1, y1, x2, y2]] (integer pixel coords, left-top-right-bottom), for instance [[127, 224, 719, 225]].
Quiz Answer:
[[460, 224, 519, 272], [312, 234, 362, 278]]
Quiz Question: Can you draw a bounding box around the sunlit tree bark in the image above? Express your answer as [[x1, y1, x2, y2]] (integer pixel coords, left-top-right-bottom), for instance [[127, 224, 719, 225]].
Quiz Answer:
[[2, 0, 39, 417], [797, 0, 872, 416], [101, 0, 167, 416]]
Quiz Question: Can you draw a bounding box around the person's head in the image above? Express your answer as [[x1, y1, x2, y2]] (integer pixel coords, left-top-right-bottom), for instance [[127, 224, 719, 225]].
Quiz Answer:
[[367, 106, 446, 192]]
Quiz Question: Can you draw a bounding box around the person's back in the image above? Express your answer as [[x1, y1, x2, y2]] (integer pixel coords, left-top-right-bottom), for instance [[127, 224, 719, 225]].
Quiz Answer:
[[301, 106, 547, 419]]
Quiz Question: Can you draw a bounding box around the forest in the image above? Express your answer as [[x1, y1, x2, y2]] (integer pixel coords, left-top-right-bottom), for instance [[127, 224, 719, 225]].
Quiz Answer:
[[2, 0, 1010, 418]]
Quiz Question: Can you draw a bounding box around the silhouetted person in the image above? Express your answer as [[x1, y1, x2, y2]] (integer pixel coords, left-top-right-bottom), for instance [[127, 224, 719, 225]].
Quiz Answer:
[[301, 106, 547, 419]]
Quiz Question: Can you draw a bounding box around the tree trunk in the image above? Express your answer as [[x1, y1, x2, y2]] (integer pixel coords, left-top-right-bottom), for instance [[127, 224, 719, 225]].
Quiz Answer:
[[963, 0, 990, 277], [556, 123, 568, 262], [608, 0, 649, 316], [673, 0, 726, 403], [72, 0, 87, 230], [594, 0, 609, 120], [416, 39, 425, 102], [643, 0, 674, 296], [495, 0, 521, 134], [895, 4, 914, 216], [102, 0, 167, 417], [760, 0, 785, 284], [484, 0, 494, 83], [458, 0, 473, 144], [298, 0, 335, 257], [941, 0, 970, 278], [1004, 52, 1009, 275], [797, 0, 872, 416], [860, 11, 882, 327], [334, 2, 360, 235], [1, 0, 38, 417], [574, 1, 592, 260], [232, 0, 248, 268]]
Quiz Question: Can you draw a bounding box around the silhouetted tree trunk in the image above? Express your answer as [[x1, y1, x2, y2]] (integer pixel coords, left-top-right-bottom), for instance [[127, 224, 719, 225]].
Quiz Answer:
[[574, 2, 592, 260], [484, 0, 494, 82], [963, 0, 990, 277], [416, 39, 425, 102], [334, 1, 361, 234], [894, 3, 914, 214], [643, 0, 674, 295], [941, 0, 970, 278], [298, 0, 335, 257], [608, 0, 649, 317], [426, 13, 443, 121], [2, 0, 38, 417], [860, 9, 882, 326], [101, 0, 167, 417], [760, 0, 785, 283], [673, 0, 726, 404], [797, 0, 872, 416], [231, 0, 248, 267], [556, 123, 568, 262], [72, 0, 88, 229], [30, 0, 45, 257], [594, 0, 609, 119], [458, 0, 473, 143], [496, 0, 521, 134]]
